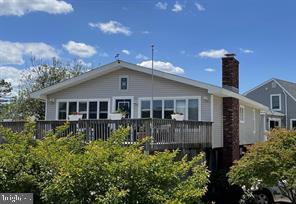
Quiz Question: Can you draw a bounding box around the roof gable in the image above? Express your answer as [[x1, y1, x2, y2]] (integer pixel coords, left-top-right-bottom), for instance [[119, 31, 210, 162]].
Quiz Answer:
[[30, 60, 268, 110]]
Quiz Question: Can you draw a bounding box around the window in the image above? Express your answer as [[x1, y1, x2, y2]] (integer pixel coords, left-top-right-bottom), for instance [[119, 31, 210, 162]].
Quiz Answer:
[[89, 102, 98, 119], [290, 119, 296, 130], [271, 94, 281, 110], [120, 76, 128, 90], [269, 119, 280, 129], [239, 105, 245, 123], [176, 100, 186, 117], [79, 102, 87, 119], [164, 100, 174, 119], [58, 102, 67, 120], [141, 100, 150, 118], [153, 100, 162, 118], [68, 102, 77, 115], [188, 99, 199, 121], [99, 101, 108, 119]]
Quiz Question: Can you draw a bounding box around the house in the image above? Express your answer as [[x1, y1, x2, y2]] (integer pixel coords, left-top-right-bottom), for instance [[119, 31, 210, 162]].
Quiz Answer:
[[245, 78, 296, 130], [30, 54, 268, 169]]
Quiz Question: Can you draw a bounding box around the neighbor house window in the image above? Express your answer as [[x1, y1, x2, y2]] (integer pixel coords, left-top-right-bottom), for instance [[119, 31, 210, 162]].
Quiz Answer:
[[153, 100, 162, 118], [164, 100, 174, 119], [99, 101, 108, 119], [269, 118, 280, 129], [79, 102, 87, 119], [239, 105, 245, 123], [290, 119, 296, 130], [270, 94, 281, 110], [89, 101, 98, 119], [141, 100, 150, 118], [58, 102, 67, 120], [120, 76, 128, 90], [188, 99, 199, 121], [68, 102, 77, 115]]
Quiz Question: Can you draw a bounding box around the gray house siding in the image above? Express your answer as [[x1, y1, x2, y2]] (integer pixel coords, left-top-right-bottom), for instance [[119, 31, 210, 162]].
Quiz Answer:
[[46, 67, 211, 121], [246, 79, 296, 130], [246, 80, 287, 128]]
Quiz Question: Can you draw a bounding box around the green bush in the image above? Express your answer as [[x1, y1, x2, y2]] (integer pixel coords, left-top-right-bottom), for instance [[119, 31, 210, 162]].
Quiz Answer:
[[0, 123, 209, 204]]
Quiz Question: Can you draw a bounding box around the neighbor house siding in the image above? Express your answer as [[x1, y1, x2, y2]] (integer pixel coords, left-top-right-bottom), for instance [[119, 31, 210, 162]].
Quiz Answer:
[[246, 80, 287, 127], [239, 102, 262, 145], [46, 68, 211, 121]]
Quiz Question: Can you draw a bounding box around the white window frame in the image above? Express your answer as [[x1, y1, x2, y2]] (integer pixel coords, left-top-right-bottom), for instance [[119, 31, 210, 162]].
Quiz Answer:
[[119, 75, 129, 91], [56, 98, 110, 120], [290, 119, 296, 130], [112, 96, 134, 118], [239, 105, 245, 123], [268, 117, 281, 129], [138, 96, 201, 121], [270, 94, 281, 111]]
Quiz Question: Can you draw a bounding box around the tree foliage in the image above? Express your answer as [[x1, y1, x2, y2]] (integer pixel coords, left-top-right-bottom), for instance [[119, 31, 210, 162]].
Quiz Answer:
[[0, 79, 12, 101], [0, 58, 87, 120], [0, 124, 209, 203], [228, 129, 296, 203]]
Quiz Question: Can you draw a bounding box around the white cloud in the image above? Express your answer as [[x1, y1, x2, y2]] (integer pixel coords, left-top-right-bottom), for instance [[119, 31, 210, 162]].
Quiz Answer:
[[138, 60, 185, 74], [204, 68, 216, 72], [62, 41, 96, 58], [198, 49, 228, 58], [99, 52, 109, 57], [155, 2, 168, 10], [172, 1, 183, 12], [122, 49, 130, 55], [194, 2, 205, 11], [0, 66, 23, 96], [89, 20, 132, 36], [0, 40, 58, 65], [0, 0, 73, 16], [136, 54, 149, 60], [240, 48, 254, 54], [142, 30, 150, 34]]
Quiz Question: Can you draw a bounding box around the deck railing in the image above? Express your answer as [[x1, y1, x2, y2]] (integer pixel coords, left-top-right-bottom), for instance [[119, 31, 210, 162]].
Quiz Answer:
[[0, 119, 212, 150]]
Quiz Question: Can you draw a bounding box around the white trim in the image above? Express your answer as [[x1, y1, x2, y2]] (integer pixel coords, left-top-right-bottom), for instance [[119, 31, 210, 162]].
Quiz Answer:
[[270, 94, 282, 111], [55, 98, 110, 120], [210, 95, 214, 122], [30, 60, 268, 111], [138, 96, 202, 121], [253, 109, 256, 135], [45, 100, 48, 120], [290, 119, 296, 130], [273, 79, 296, 103], [239, 105, 245, 123], [268, 117, 281, 129], [112, 96, 134, 118], [119, 75, 129, 91]]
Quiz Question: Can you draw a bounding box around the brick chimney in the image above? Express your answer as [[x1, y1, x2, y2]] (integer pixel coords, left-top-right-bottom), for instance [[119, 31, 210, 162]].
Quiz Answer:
[[222, 54, 240, 168]]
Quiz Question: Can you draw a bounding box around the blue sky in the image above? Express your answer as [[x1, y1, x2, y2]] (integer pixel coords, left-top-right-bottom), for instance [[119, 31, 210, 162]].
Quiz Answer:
[[1, 0, 296, 94]]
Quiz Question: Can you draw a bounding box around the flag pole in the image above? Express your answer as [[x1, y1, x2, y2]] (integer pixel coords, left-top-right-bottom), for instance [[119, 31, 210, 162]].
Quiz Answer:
[[151, 44, 154, 146]]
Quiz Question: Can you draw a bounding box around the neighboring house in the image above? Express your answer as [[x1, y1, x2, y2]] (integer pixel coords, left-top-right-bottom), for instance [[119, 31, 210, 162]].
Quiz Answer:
[[245, 78, 296, 130], [31, 54, 268, 169]]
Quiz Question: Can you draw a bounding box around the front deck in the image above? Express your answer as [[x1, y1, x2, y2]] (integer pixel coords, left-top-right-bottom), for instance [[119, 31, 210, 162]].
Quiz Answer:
[[0, 119, 212, 151]]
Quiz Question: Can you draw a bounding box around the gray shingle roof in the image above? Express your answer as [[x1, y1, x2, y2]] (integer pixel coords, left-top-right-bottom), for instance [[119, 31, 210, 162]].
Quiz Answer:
[[274, 78, 296, 100]]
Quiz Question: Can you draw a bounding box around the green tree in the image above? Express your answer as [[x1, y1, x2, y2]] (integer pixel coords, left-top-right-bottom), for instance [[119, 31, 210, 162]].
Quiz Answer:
[[0, 58, 88, 120], [0, 124, 209, 204], [0, 79, 12, 103], [228, 129, 296, 203]]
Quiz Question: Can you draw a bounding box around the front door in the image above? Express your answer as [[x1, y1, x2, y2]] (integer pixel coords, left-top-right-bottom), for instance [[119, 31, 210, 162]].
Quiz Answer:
[[115, 99, 131, 118]]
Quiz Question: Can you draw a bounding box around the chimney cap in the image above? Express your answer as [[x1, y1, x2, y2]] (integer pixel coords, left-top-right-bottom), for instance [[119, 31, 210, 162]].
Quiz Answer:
[[224, 53, 236, 58]]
